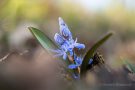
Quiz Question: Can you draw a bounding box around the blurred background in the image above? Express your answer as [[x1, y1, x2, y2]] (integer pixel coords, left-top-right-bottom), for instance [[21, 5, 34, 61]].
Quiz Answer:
[[0, 0, 135, 90]]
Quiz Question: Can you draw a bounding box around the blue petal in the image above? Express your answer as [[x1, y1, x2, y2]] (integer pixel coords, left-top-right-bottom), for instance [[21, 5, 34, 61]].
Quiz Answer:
[[49, 49, 62, 53], [67, 47, 73, 56], [61, 42, 69, 51], [54, 33, 65, 46], [69, 51, 73, 56], [75, 57, 82, 66], [89, 58, 93, 64], [61, 28, 71, 38], [59, 17, 72, 39], [50, 49, 68, 60], [63, 52, 67, 60], [59, 17, 66, 26], [73, 74, 80, 79], [74, 43, 85, 49], [68, 64, 78, 69], [54, 53, 63, 57]]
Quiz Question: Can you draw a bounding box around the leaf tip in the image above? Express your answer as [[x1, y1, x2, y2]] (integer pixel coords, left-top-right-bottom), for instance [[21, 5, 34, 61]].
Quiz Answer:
[[28, 27, 34, 31], [107, 31, 114, 36]]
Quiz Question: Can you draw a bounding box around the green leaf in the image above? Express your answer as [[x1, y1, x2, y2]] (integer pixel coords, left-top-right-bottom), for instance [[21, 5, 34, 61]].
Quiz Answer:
[[123, 60, 135, 73], [80, 32, 113, 77], [28, 27, 74, 77], [28, 27, 56, 54]]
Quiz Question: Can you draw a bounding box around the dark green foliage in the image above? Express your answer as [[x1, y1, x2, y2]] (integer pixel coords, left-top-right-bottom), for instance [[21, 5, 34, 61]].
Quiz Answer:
[[28, 27, 56, 54], [80, 32, 113, 77]]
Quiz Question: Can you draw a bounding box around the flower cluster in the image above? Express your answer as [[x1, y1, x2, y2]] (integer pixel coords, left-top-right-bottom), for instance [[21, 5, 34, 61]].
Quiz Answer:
[[52, 17, 89, 79]]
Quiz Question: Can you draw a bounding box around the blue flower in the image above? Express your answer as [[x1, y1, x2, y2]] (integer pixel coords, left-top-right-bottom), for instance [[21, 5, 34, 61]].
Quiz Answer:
[[59, 17, 72, 40], [52, 17, 85, 60], [59, 17, 85, 50], [54, 33, 65, 46], [68, 64, 78, 69], [50, 49, 67, 60], [75, 56, 83, 65], [89, 58, 93, 64], [68, 56, 83, 69], [73, 74, 80, 80], [73, 38, 85, 50]]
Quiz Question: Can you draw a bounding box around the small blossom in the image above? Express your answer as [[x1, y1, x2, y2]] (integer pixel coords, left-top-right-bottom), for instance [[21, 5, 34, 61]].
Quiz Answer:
[[68, 56, 83, 69], [50, 49, 67, 60], [68, 64, 78, 69], [52, 17, 85, 61], [59, 17, 72, 40], [89, 58, 93, 64], [73, 38, 85, 50], [75, 56, 82, 66], [54, 33, 65, 46], [73, 74, 80, 79], [62, 52, 67, 60], [51, 17, 87, 80]]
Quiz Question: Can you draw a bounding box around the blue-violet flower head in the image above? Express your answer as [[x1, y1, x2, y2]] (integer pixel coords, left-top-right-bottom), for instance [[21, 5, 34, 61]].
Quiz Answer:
[[59, 17, 72, 40]]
